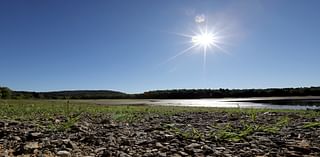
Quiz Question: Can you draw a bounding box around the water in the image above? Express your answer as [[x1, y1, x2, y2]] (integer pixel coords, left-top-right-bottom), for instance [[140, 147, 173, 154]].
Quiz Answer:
[[148, 97, 320, 110], [76, 97, 320, 110]]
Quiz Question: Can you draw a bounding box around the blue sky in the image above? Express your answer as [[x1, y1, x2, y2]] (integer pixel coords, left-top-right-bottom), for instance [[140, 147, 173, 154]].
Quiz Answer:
[[1, 0, 320, 93]]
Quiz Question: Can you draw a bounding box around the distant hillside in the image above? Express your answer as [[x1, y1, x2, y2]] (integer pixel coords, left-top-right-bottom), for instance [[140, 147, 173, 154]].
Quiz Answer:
[[46, 90, 128, 99], [13, 90, 129, 99], [1, 86, 320, 99], [141, 87, 320, 99]]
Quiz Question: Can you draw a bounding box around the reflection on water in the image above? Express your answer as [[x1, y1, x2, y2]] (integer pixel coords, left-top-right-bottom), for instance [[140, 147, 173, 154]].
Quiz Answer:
[[150, 98, 320, 110], [76, 97, 320, 110]]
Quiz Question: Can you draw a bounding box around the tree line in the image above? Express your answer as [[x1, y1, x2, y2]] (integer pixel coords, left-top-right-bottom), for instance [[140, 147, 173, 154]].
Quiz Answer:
[[0, 86, 320, 99], [141, 87, 320, 99], [0, 87, 127, 99]]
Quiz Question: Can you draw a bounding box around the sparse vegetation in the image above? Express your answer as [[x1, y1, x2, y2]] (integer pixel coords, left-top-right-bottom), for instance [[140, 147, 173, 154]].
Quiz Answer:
[[211, 117, 289, 142], [0, 99, 318, 135], [303, 121, 320, 129], [0, 99, 320, 156]]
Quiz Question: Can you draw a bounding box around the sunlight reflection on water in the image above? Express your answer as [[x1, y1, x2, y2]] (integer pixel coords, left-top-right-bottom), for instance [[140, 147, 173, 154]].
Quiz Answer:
[[150, 99, 320, 110]]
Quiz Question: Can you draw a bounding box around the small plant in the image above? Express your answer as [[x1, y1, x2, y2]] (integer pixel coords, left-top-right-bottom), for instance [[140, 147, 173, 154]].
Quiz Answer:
[[211, 122, 242, 142], [239, 123, 255, 138], [214, 129, 240, 142], [191, 127, 204, 139], [303, 122, 320, 129], [166, 125, 204, 140], [259, 126, 280, 134], [111, 113, 140, 122], [210, 117, 290, 142], [48, 115, 80, 132], [249, 112, 257, 122], [276, 116, 290, 127]]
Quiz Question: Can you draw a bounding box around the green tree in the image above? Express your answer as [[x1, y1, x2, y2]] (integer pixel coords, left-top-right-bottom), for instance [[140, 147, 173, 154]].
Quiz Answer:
[[0, 87, 12, 99]]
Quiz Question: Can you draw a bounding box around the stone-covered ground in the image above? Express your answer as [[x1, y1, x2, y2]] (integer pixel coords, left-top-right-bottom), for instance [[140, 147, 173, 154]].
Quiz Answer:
[[0, 111, 319, 157]]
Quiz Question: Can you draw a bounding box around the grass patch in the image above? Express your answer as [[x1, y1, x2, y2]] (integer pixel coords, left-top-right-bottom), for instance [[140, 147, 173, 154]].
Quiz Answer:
[[303, 122, 320, 128], [165, 124, 204, 140], [210, 116, 290, 142], [0, 99, 317, 133], [47, 115, 80, 132]]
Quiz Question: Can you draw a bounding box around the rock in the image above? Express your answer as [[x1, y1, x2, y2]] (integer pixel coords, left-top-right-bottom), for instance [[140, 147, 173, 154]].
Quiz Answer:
[[164, 134, 174, 139], [258, 137, 272, 143], [0, 121, 5, 127], [202, 145, 213, 152], [284, 151, 301, 157], [26, 132, 42, 140], [169, 148, 177, 152], [119, 152, 130, 157], [251, 148, 264, 154], [1, 110, 320, 157], [101, 150, 112, 156], [24, 142, 40, 150], [224, 154, 232, 157], [108, 135, 117, 144], [193, 149, 203, 153], [156, 142, 164, 148], [215, 147, 226, 150], [57, 150, 71, 157], [13, 136, 21, 141], [136, 140, 148, 145], [185, 143, 203, 154], [158, 152, 166, 157], [288, 145, 311, 154], [185, 143, 201, 149], [62, 139, 70, 143], [310, 147, 320, 152], [94, 147, 106, 153], [30, 132, 42, 137], [55, 119, 61, 123], [171, 154, 182, 157], [42, 137, 50, 146], [67, 141, 78, 150], [298, 140, 310, 147], [214, 150, 222, 155]]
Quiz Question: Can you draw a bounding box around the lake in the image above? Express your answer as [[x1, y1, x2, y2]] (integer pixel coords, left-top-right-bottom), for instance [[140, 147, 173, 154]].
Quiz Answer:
[[75, 96, 320, 110]]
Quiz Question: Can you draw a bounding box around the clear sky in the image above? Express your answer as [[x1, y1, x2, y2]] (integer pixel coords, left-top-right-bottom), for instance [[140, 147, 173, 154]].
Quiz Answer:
[[1, 0, 320, 93]]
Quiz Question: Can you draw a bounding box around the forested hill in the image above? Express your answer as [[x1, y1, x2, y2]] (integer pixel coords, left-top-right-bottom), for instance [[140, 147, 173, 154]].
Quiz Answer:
[[0, 86, 320, 99], [5, 89, 128, 99], [142, 87, 320, 99], [41, 90, 127, 99]]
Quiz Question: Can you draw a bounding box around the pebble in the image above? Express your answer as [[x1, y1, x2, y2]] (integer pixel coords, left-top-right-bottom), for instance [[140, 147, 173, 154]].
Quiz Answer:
[[57, 150, 71, 157], [158, 152, 166, 157], [0, 112, 319, 157], [30, 132, 42, 137], [156, 142, 164, 148], [24, 142, 40, 150], [185, 143, 201, 149], [94, 147, 106, 153]]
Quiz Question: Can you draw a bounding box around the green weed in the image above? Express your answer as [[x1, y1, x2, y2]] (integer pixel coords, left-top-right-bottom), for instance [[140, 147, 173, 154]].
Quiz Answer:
[[303, 122, 320, 128]]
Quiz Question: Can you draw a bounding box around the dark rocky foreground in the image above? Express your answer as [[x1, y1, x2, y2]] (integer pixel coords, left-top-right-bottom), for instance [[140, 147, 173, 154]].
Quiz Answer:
[[0, 112, 319, 157]]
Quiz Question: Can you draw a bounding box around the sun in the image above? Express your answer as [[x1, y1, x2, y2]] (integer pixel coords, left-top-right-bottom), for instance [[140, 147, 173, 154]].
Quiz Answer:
[[162, 15, 227, 70], [191, 31, 217, 52]]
